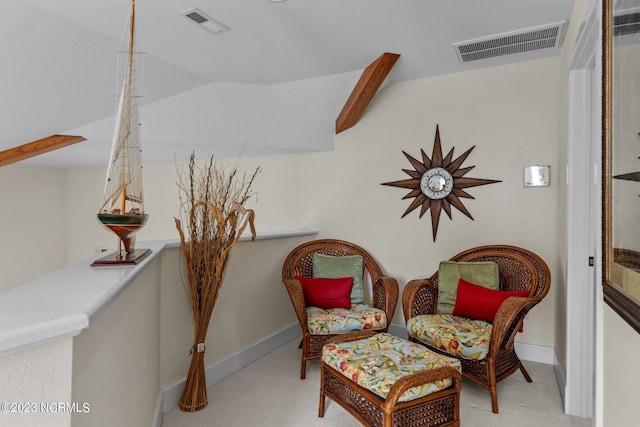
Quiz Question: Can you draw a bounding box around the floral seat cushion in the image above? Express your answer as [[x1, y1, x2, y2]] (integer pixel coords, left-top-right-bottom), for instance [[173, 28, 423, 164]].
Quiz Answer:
[[407, 314, 492, 360], [307, 304, 387, 335], [323, 333, 461, 402]]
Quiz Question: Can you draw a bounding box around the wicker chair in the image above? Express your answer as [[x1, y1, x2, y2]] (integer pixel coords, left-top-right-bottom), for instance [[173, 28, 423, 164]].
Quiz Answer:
[[282, 239, 399, 379], [402, 245, 550, 413]]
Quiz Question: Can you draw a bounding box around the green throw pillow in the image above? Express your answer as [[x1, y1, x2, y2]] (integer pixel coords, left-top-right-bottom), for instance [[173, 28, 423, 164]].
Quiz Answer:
[[312, 253, 364, 304], [436, 261, 499, 314]]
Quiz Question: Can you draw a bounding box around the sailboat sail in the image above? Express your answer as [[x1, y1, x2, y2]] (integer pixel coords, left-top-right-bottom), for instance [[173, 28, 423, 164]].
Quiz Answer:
[[96, 0, 148, 256]]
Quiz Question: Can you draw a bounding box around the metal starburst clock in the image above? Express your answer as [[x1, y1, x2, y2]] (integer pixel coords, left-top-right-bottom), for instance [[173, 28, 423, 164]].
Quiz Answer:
[[382, 125, 501, 241]]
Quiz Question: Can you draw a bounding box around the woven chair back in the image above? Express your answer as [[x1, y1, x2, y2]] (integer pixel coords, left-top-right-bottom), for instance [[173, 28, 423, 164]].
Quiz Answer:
[[282, 239, 384, 286], [429, 244, 550, 301]]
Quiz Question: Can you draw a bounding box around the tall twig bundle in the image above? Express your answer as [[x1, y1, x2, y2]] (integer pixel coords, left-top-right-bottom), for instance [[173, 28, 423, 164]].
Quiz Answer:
[[175, 152, 259, 411]]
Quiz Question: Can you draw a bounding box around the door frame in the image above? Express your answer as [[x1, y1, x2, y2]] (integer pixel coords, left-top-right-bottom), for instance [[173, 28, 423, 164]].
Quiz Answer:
[[564, 0, 600, 419]]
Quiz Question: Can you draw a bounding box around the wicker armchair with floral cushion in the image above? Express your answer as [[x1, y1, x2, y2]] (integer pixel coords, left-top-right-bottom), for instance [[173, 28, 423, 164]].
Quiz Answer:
[[282, 239, 399, 379], [402, 244, 550, 413]]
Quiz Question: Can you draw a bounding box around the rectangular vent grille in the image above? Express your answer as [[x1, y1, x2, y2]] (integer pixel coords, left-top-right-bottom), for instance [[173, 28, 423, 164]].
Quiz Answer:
[[614, 9, 640, 36], [185, 12, 208, 24], [453, 21, 566, 63], [180, 8, 230, 34]]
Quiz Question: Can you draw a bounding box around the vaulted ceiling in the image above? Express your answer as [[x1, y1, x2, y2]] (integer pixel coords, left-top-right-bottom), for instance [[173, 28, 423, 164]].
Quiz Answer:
[[2, 0, 576, 168]]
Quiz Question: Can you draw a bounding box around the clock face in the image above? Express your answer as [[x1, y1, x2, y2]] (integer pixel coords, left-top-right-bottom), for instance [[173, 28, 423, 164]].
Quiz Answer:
[[420, 168, 453, 199]]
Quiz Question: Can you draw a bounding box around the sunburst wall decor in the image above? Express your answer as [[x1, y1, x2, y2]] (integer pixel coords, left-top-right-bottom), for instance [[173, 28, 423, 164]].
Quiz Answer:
[[382, 124, 501, 241]]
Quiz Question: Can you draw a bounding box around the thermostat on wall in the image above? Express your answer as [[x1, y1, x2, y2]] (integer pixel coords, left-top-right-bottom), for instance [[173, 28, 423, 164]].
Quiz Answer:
[[524, 165, 550, 187]]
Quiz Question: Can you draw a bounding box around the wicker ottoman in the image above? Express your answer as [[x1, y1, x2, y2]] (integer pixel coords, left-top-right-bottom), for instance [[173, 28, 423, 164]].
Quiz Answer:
[[319, 331, 461, 427]]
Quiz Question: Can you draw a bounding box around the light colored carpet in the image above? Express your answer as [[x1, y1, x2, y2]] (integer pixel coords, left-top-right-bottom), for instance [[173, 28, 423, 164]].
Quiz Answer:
[[161, 337, 593, 427]]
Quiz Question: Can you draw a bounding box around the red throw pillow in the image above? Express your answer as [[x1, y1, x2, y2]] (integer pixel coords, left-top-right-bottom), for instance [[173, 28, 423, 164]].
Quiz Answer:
[[296, 276, 353, 309], [452, 278, 530, 325]]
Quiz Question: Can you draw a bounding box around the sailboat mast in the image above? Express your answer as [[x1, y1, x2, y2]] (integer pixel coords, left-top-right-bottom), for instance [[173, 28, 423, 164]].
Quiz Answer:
[[121, 0, 136, 215], [129, 0, 135, 63]]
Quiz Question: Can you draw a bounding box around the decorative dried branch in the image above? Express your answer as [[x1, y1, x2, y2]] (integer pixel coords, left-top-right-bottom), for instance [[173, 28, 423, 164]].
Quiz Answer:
[[174, 152, 259, 411]]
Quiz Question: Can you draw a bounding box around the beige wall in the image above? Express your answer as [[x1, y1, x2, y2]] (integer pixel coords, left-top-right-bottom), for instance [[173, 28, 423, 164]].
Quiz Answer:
[[603, 305, 640, 426], [0, 164, 67, 293], [71, 256, 161, 427]]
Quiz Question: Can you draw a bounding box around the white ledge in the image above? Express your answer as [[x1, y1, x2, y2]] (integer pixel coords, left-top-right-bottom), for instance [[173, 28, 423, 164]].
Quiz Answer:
[[0, 229, 317, 357]]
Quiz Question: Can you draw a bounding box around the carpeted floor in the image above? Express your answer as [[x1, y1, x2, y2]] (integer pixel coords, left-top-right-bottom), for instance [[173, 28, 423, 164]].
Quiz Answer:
[[161, 337, 593, 427]]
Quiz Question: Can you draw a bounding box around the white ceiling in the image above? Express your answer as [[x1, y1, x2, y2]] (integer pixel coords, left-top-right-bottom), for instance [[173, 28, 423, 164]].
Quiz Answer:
[[2, 0, 576, 168]]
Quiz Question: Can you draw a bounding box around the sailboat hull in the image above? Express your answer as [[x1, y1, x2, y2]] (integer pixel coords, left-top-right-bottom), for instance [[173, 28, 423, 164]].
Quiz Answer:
[[97, 213, 148, 226], [97, 213, 148, 253]]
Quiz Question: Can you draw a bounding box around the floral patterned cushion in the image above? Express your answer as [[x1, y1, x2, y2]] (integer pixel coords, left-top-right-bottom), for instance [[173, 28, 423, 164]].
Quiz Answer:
[[407, 314, 492, 360], [323, 333, 461, 402], [307, 304, 387, 335]]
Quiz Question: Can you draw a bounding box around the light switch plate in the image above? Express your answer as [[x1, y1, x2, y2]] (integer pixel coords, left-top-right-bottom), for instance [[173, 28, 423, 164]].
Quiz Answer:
[[524, 165, 550, 187]]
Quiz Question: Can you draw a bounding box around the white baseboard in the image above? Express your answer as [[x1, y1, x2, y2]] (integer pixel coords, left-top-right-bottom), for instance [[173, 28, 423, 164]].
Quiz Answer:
[[152, 392, 163, 427], [515, 341, 555, 364], [553, 349, 567, 403], [155, 323, 300, 425]]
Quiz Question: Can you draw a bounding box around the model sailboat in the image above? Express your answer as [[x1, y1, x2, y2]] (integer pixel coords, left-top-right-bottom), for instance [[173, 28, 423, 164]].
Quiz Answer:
[[93, 0, 150, 266]]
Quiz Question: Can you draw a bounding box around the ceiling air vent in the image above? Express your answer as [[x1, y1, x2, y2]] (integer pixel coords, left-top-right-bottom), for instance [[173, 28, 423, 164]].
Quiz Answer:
[[180, 8, 230, 34], [453, 21, 566, 63], [614, 8, 640, 37]]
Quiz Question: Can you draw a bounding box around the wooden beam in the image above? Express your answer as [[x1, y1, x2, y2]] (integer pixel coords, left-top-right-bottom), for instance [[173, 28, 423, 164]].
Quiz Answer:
[[0, 135, 86, 167], [335, 52, 400, 134]]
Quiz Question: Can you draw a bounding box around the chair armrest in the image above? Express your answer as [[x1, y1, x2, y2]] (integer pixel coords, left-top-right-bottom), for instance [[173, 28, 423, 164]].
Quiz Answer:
[[488, 296, 537, 356], [282, 278, 308, 331], [373, 276, 399, 325], [382, 367, 462, 411], [402, 279, 438, 322]]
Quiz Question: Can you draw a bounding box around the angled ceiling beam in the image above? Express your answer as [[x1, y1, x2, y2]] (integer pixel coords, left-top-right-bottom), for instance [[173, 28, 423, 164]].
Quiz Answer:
[[0, 135, 86, 167], [335, 52, 400, 134]]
